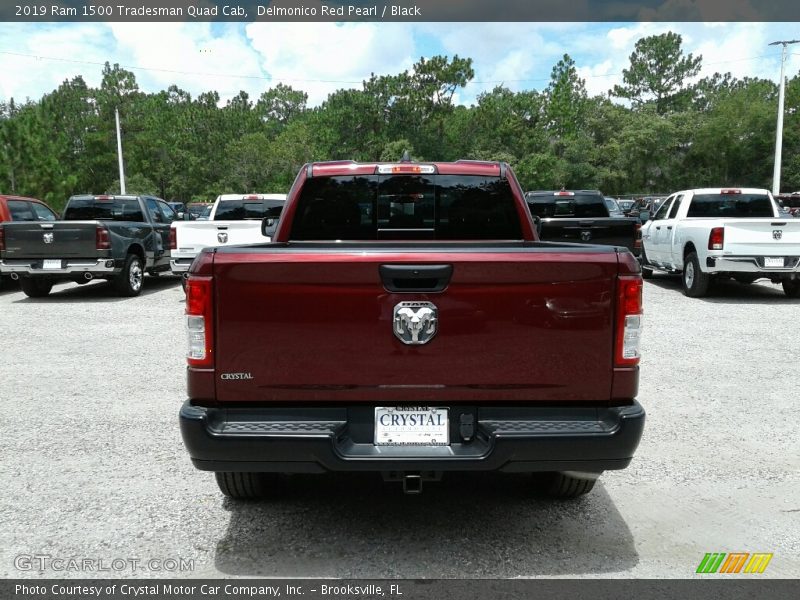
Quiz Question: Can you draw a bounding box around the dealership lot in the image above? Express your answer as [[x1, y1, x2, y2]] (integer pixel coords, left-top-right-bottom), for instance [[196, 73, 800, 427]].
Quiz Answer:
[[0, 275, 798, 578]]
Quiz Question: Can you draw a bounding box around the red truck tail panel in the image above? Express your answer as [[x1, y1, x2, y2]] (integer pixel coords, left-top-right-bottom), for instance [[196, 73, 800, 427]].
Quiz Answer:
[[211, 249, 618, 404]]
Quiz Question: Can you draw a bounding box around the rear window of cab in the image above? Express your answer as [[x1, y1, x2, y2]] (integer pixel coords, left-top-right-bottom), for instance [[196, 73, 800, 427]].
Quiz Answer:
[[289, 174, 522, 241]]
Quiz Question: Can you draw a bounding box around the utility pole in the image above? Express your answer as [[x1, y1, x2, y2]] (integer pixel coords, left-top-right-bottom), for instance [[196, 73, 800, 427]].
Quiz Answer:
[[769, 39, 800, 196], [115, 107, 126, 194]]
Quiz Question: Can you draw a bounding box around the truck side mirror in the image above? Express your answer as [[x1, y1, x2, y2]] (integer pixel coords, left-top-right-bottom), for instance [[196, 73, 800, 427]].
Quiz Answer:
[[532, 215, 543, 238], [261, 217, 276, 237]]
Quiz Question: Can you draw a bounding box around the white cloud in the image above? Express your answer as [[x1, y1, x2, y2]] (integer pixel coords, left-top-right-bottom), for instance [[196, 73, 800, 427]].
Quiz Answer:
[[244, 22, 416, 105], [107, 22, 264, 100]]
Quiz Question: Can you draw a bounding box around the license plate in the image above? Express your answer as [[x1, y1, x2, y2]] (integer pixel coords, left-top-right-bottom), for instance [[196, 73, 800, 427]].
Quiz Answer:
[[374, 407, 449, 446], [764, 257, 784, 268], [42, 259, 62, 270]]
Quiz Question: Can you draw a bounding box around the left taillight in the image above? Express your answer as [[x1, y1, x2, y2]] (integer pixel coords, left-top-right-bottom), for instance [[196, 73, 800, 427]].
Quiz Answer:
[[186, 276, 213, 368], [95, 225, 111, 250], [615, 275, 643, 367], [169, 226, 177, 250]]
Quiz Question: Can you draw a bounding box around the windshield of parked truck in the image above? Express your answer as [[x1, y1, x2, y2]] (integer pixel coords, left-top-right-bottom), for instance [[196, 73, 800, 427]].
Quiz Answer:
[[63, 197, 144, 221], [686, 194, 775, 218], [290, 174, 522, 240], [214, 200, 285, 220]]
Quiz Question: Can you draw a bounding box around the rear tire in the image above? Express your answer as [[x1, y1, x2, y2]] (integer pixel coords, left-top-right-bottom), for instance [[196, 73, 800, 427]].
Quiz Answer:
[[115, 254, 144, 297], [783, 279, 800, 298], [681, 252, 710, 298], [215, 472, 277, 500], [640, 249, 654, 279], [20, 279, 53, 298], [537, 472, 597, 499]]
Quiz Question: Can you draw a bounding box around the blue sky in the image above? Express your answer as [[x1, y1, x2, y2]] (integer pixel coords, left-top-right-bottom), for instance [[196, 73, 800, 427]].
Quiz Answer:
[[2, 21, 800, 106]]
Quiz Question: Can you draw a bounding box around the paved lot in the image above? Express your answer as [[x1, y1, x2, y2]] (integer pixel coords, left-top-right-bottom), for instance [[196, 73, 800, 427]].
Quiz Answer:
[[0, 274, 798, 579]]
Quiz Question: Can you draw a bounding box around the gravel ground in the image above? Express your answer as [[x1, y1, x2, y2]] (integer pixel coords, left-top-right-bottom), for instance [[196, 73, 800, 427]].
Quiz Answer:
[[0, 273, 798, 579]]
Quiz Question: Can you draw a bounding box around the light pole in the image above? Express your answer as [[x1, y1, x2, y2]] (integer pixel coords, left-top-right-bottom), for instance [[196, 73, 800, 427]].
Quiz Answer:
[[769, 39, 800, 196], [115, 107, 126, 194]]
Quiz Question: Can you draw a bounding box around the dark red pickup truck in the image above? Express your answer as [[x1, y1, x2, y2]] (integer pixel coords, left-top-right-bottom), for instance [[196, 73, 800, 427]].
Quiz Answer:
[[179, 160, 645, 499]]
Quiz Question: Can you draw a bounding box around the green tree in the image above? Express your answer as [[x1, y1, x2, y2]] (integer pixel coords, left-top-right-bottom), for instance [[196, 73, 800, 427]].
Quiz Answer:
[[612, 32, 702, 114]]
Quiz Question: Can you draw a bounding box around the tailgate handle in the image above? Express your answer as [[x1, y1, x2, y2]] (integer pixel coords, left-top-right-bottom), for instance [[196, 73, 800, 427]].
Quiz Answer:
[[667, 226, 673, 230], [380, 265, 453, 293]]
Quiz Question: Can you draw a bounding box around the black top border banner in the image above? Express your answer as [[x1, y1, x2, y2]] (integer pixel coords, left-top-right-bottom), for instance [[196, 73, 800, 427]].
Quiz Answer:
[[3, 0, 800, 22]]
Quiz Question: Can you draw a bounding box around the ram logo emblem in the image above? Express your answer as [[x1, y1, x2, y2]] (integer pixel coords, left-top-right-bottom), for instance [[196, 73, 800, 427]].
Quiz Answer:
[[773, 230, 782, 240], [217, 232, 228, 243], [43, 232, 54, 244], [393, 301, 438, 345], [580, 231, 592, 241]]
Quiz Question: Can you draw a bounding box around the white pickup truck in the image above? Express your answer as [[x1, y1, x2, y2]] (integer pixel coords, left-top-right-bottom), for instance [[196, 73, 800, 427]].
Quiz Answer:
[[169, 193, 286, 278], [641, 187, 800, 297]]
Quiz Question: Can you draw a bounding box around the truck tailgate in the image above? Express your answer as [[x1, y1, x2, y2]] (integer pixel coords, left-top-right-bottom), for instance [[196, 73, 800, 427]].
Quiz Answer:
[[211, 245, 620, 404], [717, 219, 800, 256], [1, 221, 98, 258], [539, 217, 639, 251], [174, 221, 267, 255]]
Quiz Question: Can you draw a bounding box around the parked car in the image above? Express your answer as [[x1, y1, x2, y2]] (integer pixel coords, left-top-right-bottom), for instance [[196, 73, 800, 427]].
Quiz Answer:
[[168, 201, 189, 220], [775, 194, 800, 217], [186, 203, 212, 220], [525, 190, 641, 257], [179, 160, 645, 500], [170, 193, 286, 280], [617, 199, 637, 215], [640, 188, 800, 297], [605, 197, 625, 217], [0, 194, 175, 297], [0, 195, 59, 290]]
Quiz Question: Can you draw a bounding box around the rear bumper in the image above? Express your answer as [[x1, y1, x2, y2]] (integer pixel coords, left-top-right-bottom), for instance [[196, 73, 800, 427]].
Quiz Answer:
[[0, 258, 118, 277], [706, 255, 800, 274], [170, 258, 194, 274], [179, 400, 645, 474]]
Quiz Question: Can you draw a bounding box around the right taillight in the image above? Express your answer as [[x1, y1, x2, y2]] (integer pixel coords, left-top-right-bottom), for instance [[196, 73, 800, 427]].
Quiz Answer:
[[615, 275, 643, 367], [95, 226, 111, 250], [708, 227, 724, 250], [169, 226, 177, 250], [0, 225, 5, 251], [186, 276, 214, 368]]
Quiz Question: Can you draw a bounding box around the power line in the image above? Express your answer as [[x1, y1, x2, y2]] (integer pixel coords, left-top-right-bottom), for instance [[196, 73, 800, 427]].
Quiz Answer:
[[0, 49, 785, 88]]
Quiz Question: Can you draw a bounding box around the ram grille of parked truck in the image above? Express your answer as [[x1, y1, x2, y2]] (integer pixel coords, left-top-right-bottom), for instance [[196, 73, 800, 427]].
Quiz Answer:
[[179, 160, 646, 500], [0, 194, 175, 298], [169, 193, 286, 280], [525, 190, 642, 258], [641, 187, 800, 297]]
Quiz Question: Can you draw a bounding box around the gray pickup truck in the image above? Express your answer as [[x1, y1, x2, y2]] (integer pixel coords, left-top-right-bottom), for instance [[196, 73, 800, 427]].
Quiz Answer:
[[0, 194, 175, 297]]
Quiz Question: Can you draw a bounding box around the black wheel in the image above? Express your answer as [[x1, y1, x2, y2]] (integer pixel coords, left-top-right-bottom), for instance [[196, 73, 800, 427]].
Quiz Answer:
[[20, 279, 53, 298], [115, 254, 144, 297], [215, 472, 277, 500], [536, 472, 597, 499], [783, 279, 800, 298], [681, 252, 711, 298], [640, 249, 654, 279]]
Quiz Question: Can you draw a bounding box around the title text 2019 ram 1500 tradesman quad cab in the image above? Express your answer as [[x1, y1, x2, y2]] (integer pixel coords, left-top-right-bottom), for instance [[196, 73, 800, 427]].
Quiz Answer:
[[641, 188, 800, 297], [0, 195, 175, 297], [179, 161, 646, 499]]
